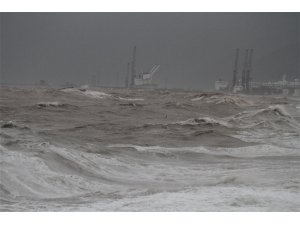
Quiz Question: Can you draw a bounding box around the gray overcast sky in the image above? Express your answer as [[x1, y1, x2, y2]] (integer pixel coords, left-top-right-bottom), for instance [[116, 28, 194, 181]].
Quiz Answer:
[[0, 13, 299, 89]]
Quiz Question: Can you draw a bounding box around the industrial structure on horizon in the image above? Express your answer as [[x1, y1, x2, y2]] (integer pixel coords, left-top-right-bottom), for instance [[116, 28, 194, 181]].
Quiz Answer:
[[125, 46, 160, 89], [215, 48, 300, 96]]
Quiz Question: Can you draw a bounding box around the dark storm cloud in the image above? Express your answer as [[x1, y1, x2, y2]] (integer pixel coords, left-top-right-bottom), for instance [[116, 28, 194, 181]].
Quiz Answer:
[[0, 13, 299, 89]]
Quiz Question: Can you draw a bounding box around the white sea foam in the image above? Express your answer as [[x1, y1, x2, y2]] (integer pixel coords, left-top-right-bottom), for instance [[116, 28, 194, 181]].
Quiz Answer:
[[108, 143, 299, 157], [1, 87, 299, 211], [36, 102, 65, 107], [1, 136, 299, 211], [117, 97, 144, 101], [73, 186, 300, 211], [62, 88, 111, 99], [175, 117, 231, 127], [191, 94, 252, 106], [83, 90, 111, 99]]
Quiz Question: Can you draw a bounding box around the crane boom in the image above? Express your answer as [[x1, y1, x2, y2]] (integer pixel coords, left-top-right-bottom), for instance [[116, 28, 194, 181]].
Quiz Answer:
[[150, 65, 160, 75]]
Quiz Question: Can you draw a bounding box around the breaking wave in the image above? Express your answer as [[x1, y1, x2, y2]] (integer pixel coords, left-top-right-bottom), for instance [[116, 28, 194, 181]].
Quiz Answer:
[[1, 86, 299, 211], [191, 93, 252, 106], [117, 97, 144, 101], [174, 117, 231, 127], [61, 87, 147, 103], [61, 88, 112, 99], [228, 105, 300, 131], [1, 137, 299, 211], [0, 121, 30, 130]]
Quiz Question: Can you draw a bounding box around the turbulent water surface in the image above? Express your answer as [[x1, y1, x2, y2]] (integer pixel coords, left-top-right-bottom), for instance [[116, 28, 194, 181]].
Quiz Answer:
[[0, 86, 299, 211]]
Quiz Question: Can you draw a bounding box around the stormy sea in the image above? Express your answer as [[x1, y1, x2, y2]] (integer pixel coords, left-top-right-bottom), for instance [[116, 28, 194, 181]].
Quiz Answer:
[[0, 86, 299, 211]]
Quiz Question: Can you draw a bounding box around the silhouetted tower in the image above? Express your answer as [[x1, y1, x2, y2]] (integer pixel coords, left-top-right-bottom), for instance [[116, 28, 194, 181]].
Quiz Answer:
[[125, 62, 130, 88], [241, 49, 249, 90], [245, 49, 253, 92], [130, 46, 137, 87], [232, 48, 239, 90]]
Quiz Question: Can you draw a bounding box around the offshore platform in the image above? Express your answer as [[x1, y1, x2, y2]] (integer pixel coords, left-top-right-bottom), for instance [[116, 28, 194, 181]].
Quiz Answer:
[[215, 48, 300, 96], [125, 46, 160, 89]]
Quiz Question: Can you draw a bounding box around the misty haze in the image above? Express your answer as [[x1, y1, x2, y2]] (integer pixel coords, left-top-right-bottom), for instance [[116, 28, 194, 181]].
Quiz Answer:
[[0, 13, 300, 211]]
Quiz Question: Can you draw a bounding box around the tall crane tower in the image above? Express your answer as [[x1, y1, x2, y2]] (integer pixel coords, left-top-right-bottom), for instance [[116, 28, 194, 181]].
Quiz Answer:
[[130, 46, 137, 87], [241, 49, 249, 90], [125, 62, 130, 88], [232, 48, 239, 90], [245, 49, 253, 92]]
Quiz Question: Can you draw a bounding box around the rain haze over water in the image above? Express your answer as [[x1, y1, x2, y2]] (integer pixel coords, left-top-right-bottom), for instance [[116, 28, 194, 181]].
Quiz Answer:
[[1, 13, 300, 89]]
